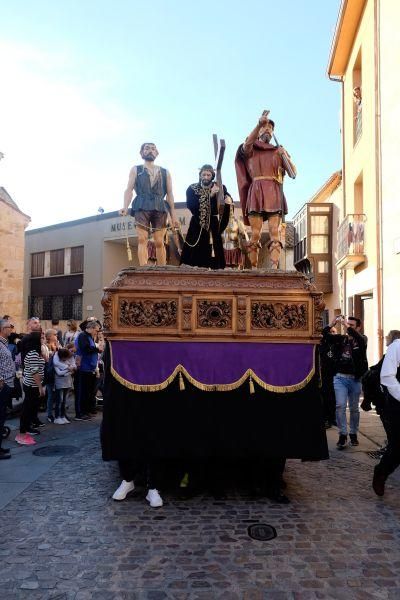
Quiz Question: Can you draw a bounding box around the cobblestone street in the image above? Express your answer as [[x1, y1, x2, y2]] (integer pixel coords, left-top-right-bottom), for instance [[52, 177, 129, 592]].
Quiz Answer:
[[1, 411, 400, 600]]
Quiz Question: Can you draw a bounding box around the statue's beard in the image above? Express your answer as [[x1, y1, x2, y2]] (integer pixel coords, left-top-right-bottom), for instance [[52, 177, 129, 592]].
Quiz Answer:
[[259, 132, 272, 143], [142, 153, 156, 161], [200, 177, 213, 187]]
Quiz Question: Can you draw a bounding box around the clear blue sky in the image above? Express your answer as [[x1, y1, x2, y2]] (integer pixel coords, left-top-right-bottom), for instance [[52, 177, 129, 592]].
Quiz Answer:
[[0, 0, 342, 228]]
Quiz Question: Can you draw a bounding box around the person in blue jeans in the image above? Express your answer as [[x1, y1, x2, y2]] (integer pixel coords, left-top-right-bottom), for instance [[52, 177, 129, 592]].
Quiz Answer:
[[322, 316, 368, 449], [74, 320, 101, 420]]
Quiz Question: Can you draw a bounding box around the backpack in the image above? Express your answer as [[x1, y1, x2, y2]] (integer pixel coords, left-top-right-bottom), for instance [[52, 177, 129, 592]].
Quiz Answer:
[[43, 354, 55, 385]]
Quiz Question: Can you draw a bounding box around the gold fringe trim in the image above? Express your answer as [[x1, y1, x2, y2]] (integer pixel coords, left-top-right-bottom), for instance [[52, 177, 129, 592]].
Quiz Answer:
[[109, 343, 316, 395]]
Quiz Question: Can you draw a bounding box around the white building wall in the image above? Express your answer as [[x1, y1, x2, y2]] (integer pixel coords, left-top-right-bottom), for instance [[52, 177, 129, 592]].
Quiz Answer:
[[379, 0, 400, 334]]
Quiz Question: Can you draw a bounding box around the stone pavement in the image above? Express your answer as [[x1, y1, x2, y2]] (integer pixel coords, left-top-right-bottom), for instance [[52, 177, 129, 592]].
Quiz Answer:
[[1, 409, 400, 599]]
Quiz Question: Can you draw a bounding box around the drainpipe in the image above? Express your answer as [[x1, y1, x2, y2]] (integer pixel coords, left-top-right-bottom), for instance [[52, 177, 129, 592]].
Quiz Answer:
[[374, 0, 384, 356], [329, 73, 346, 316]]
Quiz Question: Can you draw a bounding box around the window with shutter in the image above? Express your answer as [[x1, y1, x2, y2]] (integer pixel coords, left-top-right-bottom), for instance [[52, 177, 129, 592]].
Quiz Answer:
[[31, 253, 45, 278], [70, 246, 84, 273], [50, 249, 65, 276]]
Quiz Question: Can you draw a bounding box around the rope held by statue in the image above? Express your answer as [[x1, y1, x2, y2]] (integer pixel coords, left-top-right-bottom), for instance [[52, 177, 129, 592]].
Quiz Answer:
[[125, 217, 133, 262]]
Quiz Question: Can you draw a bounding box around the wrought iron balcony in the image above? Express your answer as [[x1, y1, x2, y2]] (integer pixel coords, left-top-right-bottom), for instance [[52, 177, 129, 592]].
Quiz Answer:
[[354, 107, 362, 144], [337, 213, 366, 269]]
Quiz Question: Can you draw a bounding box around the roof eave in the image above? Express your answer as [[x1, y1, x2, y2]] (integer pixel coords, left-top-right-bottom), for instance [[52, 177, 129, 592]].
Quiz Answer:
[[327, 0, 367, 79], [309, 171, 342, 204]]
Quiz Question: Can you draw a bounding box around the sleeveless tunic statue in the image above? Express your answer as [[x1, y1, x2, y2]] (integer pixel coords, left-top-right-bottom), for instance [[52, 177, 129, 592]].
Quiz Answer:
[[130, 165, 168, 216]]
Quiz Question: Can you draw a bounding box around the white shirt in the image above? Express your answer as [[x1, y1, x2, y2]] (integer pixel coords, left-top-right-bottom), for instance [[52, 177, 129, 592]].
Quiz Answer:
[[380, 339, 400, 401]]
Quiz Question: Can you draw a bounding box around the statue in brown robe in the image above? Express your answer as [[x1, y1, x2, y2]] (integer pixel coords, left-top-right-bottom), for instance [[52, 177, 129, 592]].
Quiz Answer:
[[235, 111, 296, 269]]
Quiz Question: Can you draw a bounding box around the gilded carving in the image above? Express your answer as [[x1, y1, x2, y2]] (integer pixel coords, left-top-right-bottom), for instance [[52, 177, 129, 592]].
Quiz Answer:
[[312, 293, 325, 334], [237, 296, 247, 332], [101, 291, 113, 331], [251, 302, 308, 330], [110, 273, 128, 288], [119, 299, 177, 328], [197, 300, 232, 329], [182, 296, 192, 331], [102, 267, 320, 342], [127, 276, 305, 290]]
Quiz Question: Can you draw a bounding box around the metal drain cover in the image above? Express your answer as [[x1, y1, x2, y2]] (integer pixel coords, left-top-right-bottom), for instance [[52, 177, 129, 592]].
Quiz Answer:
[[33, 445, 80, 457], [248, 523, 277, 541]]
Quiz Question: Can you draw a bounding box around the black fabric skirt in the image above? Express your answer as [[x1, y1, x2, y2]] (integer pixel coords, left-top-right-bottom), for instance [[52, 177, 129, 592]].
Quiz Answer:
[[101, 350, 328, 463]]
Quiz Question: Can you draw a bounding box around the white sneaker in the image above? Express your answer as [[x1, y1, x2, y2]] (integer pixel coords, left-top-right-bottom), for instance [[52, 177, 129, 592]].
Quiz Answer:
[[54, 417, 64, 425], [112, 480, 135, 501], [61, 417, 70, 424], [146, 488, 163, 508]]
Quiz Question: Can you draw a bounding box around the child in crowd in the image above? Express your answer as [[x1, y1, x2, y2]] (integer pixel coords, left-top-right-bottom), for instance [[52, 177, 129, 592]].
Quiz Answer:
[[66, 343, 78, 410], [44, 328, 59, 423], [53, 348, 76, 424]]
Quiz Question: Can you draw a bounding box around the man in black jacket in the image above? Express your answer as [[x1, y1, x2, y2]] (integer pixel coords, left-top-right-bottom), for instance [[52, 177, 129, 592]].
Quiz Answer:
[[322, 316, 368, 449], [319, 325, 338, 428]]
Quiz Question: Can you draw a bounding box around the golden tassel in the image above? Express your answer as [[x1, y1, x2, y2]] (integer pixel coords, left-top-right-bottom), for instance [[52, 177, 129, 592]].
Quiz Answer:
[[179, 472, 189, 488], [125, 216, 133, 262], [179, 372, 186, 391], [249, 374, 255, 394], [126, 237, 133, 262]]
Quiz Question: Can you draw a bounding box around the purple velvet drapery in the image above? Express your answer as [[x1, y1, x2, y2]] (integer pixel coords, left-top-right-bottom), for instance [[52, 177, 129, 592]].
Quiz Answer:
[[109, 341, 315, 392]]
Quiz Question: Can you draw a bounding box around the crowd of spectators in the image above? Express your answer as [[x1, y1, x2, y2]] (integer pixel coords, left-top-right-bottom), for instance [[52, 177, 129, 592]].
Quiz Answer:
[[1, 311, 400, 504], [0, 315, 104, 455]]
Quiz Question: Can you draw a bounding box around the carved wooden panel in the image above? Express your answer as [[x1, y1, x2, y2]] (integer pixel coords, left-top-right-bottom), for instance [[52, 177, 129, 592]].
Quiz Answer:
[[251, 301, 308, 330], [182, 296, 192, 331], [237, 296, 247, 332], [102, 266, 323, 342], [102, 291, 113, 331], [118, 298, 178, 328], [196, 300, 232, 329], [313, 293, 325, 335], [124, 275, 307, 290]]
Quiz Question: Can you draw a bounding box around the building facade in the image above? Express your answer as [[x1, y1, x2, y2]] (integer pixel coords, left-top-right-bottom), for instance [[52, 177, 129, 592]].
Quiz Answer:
[[0, 187, 30, 330], [327, 0, 400, 362], [293, 172, 344, 329]]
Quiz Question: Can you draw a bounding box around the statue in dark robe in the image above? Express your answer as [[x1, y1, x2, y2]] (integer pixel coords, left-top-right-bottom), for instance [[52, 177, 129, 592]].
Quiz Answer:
[[180, 164, 232, 269]]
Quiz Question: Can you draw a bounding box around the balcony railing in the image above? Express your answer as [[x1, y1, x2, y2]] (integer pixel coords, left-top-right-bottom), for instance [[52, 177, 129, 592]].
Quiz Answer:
[[354, 107, 362, 144], [337, 213, 366, 269]]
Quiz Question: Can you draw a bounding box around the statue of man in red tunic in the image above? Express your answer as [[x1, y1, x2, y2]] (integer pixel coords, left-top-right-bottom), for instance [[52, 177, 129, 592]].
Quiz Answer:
[[235, 111, 297, 269]]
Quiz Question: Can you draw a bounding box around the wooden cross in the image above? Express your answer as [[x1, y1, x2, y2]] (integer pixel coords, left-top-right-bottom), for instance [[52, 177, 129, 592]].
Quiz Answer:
[[213, 133, 226, 207]]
